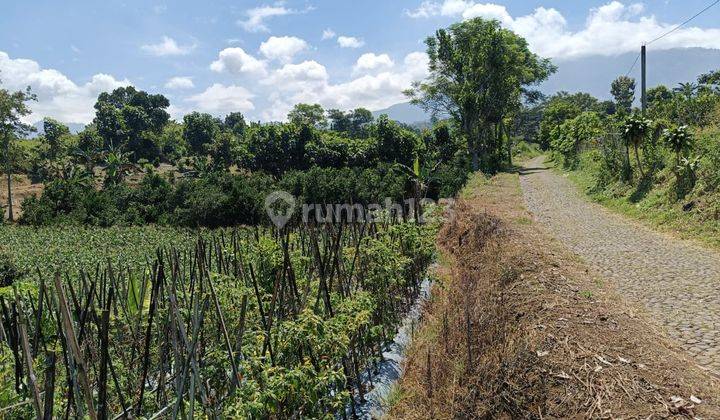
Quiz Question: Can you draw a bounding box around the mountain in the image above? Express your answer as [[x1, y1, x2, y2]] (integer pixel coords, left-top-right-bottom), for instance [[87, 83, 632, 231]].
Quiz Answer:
[[29, 121, 86, 138], [372, 102, 432, 125], [377, 48, 720, 125], [541, 47, 720, 100]]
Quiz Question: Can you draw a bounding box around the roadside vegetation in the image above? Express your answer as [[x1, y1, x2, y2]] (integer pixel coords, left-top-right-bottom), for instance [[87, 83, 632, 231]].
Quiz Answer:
[[535, 69, 720, 247], [391, 172, 720, 418]]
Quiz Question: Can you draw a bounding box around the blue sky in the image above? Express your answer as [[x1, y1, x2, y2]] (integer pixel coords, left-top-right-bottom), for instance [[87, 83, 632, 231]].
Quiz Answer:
[[1, 0, 719, 124]]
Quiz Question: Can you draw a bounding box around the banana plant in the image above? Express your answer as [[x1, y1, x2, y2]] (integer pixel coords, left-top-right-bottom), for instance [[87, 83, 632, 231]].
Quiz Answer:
[[103, 147, 135, 187]]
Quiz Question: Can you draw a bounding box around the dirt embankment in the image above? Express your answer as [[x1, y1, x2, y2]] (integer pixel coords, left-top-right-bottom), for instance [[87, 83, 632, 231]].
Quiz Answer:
[[390, 173, 720, 419]]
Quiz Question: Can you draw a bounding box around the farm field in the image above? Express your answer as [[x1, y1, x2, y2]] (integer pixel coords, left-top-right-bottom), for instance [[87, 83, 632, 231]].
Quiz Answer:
[[2, 0, 720, 418], [0, 225, 198, 277]]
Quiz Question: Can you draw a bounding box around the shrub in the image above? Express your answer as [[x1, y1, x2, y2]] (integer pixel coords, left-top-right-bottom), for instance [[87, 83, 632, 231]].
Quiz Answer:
[[0, 249, 23, 287]]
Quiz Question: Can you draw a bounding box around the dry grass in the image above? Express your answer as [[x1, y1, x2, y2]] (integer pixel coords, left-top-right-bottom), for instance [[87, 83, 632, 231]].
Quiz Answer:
[[390, 172, 720, 419]]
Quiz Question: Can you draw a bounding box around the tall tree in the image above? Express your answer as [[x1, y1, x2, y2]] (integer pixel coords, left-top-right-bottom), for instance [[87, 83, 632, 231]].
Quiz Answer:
[[224, 112, 247, 136], [288, 104, 327, 128], [0, 84, 36, 222], [610, 76, 636, 115], [674, 82, 699, 100], [93, 86, 170, 160], [42, 117, 70, 160], [406, 18, 554, 171], [183, 112, 221, 155]]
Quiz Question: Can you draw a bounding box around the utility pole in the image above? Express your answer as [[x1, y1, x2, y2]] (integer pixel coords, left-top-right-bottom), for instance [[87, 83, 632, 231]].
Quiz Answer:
[[641, 45, 647, 114]]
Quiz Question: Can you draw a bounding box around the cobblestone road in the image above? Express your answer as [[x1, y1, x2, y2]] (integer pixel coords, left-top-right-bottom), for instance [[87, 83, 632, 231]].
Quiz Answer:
[[520, 156, 720, 372]]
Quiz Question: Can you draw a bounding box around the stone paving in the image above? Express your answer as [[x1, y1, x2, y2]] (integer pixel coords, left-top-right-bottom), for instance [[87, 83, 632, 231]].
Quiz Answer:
[[519, 156, 720, 372]]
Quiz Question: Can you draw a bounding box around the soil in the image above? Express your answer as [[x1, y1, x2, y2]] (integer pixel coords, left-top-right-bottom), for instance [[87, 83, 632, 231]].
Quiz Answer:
[[390, 172, 720, 419]]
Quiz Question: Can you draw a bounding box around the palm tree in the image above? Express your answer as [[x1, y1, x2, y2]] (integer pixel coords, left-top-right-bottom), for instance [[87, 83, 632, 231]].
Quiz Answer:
[[622, 114, 650, 179], [674, 82, 698, 100]]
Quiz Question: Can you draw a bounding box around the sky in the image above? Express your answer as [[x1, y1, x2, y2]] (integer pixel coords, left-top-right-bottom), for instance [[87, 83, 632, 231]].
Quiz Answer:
[[1, 0, 720, 125]]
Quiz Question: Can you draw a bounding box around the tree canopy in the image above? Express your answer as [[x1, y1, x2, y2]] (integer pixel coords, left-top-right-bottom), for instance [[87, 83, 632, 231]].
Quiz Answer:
[[407, 17, 555, 171]]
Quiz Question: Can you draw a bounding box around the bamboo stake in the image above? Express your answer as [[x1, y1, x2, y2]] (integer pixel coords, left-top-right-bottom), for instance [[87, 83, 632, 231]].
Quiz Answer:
[[15, 292, 43, 420], [54, 272, 97, 420]]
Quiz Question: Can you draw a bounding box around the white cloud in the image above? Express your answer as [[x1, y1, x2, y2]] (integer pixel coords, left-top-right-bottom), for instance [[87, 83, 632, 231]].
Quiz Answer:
[[322, 28, 336, 40], [337, 36, 365, 49], [0, 51, 129, 124], [238, 5, 294, 32], [140, 36, 195, 57], [259, 36, 309, 63], [263, 60, 329, 88], [164, 76, 195, 90], [186, 83, 255, 114], [210, 47, 267, 76], [260, 52, 429, 121], [405, 1, 720, 58], [353, 53, 395, 74]]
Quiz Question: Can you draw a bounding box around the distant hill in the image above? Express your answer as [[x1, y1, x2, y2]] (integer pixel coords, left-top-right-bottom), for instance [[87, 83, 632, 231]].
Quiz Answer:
[[541, 47, 720, 100], [372, 102, 432, 125], [29, 121, 85, 138], [376, 48, 720, 125]]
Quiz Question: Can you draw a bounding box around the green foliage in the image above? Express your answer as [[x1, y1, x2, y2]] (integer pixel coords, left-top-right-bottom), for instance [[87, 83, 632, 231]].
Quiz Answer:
[[373, 115, 419, 167], [611, 76, 636, 115], [539, 98, 581, 150], [288, 103, 327, 128], [622, 113, 651, 178], [93, 86, 170, 160], [224, 111, 247, 136], [550, 112, 602, 168], [327, 108, 373, 138], [183, 112, 221, 156], [407, 17, 555, 171], [663, 125, 694, 164], [0, 248, 23, 287]]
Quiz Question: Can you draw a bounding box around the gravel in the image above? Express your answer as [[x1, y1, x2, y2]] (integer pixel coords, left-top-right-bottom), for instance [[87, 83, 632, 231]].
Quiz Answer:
[[520, 156, 720, 372]]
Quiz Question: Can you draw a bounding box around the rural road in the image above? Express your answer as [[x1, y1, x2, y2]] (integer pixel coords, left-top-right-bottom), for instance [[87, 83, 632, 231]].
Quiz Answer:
[[520, 156, 720, 373]]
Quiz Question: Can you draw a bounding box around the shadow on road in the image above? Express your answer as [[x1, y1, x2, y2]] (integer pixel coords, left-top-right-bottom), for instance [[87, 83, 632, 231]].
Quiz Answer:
[[516, 166, 548, 175]]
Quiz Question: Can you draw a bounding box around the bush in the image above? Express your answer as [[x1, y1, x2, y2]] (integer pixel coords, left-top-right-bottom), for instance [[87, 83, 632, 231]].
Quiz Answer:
[[0, 250, 23, 287]]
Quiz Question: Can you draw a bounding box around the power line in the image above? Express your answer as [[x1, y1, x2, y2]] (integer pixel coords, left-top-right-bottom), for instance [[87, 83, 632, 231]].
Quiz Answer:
[[646, 0, 720, 46], [625, 53, 641, 77], [623, 0, 718, 79]]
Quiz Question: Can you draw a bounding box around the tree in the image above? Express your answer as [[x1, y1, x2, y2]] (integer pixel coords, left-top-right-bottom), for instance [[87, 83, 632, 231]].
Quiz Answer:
[[539, 99, 580, 150], [674, 82, 699, 100], [663, 125, 693, 168], [326, 108, 373, 137], [93, 86, 170, 160], [288, 104, 327, 128], [0, 84, 36, 222], [42, 117, 70, 160], [327, 109, 350, 133], [347, 108, 373, 137], [183, 112, 220, 155], [621, 113, 650, 179], [698, 69, 720, 92], [407, 18, 554, 171], [224, 112, 247, 136], [373, 115, 418, 167], [208, 131, 241, 171], [611, 76, 636, 115]]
